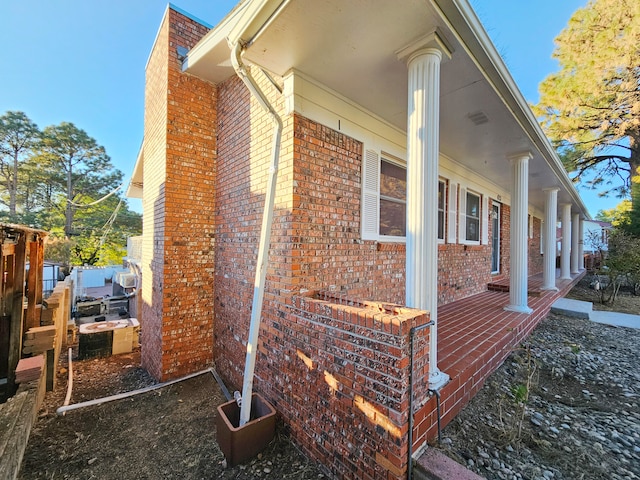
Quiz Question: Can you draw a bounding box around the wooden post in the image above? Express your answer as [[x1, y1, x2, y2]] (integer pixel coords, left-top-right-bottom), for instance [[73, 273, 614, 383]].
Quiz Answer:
[[0, 244, 14, 380], [26, 239, 39, 330], [7, 233, 27, 392], [35, 237, 44, 306]]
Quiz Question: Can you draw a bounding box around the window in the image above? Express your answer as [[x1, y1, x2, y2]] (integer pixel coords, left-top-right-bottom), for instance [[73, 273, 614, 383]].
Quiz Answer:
[[361, 149, 447, 241], [465, 191, 480, 242], [437, 180, 445, 241], [459, 187, 487, 244], [379, 158, 406, 236]]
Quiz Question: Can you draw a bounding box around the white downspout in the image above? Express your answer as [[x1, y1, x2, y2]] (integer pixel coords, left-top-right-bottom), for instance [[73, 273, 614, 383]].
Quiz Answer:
[[229, 42, 283, 427]]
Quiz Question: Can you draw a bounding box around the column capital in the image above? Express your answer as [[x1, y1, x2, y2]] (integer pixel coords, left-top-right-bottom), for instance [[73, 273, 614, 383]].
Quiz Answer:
[[507, 151, 533, 163], [542, 187, 560, 193], [397, 29, 453, 64]]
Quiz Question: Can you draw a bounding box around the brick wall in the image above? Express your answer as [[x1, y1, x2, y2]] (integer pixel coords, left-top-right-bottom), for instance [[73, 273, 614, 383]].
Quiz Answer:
[[499, 202, 512, 279], [529, 216, 543, 275], [211, 107, 541, 386], [212, 106, 409, 389], [213, 70, 292, 389], [140, 7, 168, 380], [438, 244, 491, 304], [282, 293, 430, 480], [144, 13, 553, 473], [213, 105, 546, 476], [291, 117, 407, 302], [141, 7, 216, 380]]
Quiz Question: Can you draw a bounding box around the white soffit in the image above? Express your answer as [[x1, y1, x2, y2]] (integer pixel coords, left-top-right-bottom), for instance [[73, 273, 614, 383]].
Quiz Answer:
[[183, 0, 589, 218]]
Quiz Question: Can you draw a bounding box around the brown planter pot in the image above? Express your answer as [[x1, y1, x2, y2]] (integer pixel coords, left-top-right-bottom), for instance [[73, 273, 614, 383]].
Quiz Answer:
[[216, 393, 276, 466]]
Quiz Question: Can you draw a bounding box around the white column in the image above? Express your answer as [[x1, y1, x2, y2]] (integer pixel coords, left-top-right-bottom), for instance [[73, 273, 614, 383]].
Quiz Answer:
[[401, 32, 451, 390], [578, 219, 585, 270], [505, 152, 533, 314], [560, 203, 572, 279], [571, 213, 580, 274], [541, 188, 559, 291]]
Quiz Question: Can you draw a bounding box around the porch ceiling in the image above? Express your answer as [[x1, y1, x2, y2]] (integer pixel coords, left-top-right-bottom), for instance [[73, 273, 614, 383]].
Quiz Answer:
[[185, 0, 589, 218]]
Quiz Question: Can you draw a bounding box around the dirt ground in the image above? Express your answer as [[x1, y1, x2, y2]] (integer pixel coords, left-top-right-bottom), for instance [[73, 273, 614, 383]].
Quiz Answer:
[[19, 352, 324, 479], [19, 276, 640, 479], [565, 275, 640, 314]]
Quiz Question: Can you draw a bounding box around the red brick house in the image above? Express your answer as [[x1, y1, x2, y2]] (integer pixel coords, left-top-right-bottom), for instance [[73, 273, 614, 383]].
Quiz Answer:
[[127, 1, 590, 478]]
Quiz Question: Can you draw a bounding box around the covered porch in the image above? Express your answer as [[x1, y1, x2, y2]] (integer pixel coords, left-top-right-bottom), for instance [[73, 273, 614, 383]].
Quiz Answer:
[[412, 269, 586, 450]]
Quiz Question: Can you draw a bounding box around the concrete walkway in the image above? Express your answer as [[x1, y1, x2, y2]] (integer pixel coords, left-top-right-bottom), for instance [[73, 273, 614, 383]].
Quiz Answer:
[[551, 298, 640, 329]]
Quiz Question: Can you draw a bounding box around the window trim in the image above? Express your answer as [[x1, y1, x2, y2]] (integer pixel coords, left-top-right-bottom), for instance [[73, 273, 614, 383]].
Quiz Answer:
[[378, 154, 407, 241], [437, 179, 446, 244], [361, 148, 449, 243], [491, 202, 501, 274], [459, 187, 484, 246], [378, 158, 407, 241]]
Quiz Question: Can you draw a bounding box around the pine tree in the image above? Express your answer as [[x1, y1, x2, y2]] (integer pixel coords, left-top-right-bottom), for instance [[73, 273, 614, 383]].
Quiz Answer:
[[0, 111, 39, 219], [534, 0, 640, 234]]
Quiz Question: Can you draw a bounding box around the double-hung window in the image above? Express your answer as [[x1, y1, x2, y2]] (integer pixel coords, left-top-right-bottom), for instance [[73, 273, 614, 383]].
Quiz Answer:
[[437, 180, 445, 241], [459, 187, 488, 245], [362, 149, 447, 241], [465, 190, 481, 242], [379, 158, 407, 237]]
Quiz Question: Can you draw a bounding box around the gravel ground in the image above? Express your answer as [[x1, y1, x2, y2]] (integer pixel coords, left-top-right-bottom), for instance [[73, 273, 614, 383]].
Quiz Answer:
[[436, 306, 640, 480]]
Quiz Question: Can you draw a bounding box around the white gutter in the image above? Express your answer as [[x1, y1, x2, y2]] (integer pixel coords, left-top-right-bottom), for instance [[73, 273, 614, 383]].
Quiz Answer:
[[227, 2, 288, 426]]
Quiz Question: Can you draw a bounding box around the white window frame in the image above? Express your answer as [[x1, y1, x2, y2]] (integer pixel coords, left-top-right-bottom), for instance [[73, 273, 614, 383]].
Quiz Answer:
[[529, 214, 534, 239], [491, 202, 501, 274], [361, 149, 448, 243], [459, 187, 488, 245], [378, 155, 407, 240], [447, 181, 458, 244], [437, 179, 446, 244]]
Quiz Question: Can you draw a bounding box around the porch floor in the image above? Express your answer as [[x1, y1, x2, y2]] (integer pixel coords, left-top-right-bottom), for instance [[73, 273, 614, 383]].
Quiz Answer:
[[414, 269, 586, 451]]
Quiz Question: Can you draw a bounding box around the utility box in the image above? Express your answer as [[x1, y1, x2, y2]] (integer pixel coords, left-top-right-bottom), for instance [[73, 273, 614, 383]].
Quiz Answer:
[[77, 319, 140, 359]]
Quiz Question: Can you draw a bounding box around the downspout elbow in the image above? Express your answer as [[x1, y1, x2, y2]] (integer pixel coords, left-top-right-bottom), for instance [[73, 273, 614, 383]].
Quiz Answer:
[[230, 42, 283, 133]]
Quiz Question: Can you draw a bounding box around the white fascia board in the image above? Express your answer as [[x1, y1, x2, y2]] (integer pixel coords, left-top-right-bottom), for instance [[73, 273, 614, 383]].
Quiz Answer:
[[182, 3, 250, 81], [226, 0, 289, 48], [126, 145, 144, 199]]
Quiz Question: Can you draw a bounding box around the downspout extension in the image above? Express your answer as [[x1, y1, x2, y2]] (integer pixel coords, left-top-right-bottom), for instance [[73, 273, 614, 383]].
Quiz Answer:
[[230, 41, 284, 427], [408, 320, 441, 480], [56, 367, 231, 416]]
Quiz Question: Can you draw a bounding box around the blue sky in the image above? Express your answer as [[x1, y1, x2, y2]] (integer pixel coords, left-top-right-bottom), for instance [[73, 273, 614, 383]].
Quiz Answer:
[[1, 0, 615, 217]]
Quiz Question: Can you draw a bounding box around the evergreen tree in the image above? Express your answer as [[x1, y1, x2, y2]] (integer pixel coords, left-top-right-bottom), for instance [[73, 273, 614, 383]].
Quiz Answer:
[[0, 111, 39, 219], [35, 122, 122, 238], [534, 0, 640, 234], [596, 200, 631, 229], [0, 112, 142, 266]]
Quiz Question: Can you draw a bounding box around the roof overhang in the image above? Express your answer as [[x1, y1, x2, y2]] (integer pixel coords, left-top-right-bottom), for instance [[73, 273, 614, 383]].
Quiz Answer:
[[126, 145, 144, 199], [183, 0, 590, 219]]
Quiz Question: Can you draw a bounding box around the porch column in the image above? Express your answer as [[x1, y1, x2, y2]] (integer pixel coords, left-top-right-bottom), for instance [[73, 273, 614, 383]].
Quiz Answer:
[[400, 32, 451, 390], [560, 203, 572, 279], [579, 219, 585, 270], [541, 188, 559, 291], [571, 213, 580, 274], [505, 152, 533, 314]]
